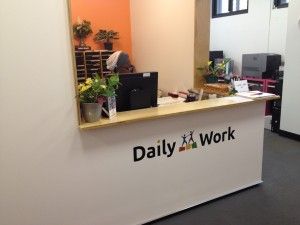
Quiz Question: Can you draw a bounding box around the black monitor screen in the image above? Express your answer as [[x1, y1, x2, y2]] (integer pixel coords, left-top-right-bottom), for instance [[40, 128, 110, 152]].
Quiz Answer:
[[209, 51, 224, 67], [115, 72, 158, 112], [209, 51, 224, 61]]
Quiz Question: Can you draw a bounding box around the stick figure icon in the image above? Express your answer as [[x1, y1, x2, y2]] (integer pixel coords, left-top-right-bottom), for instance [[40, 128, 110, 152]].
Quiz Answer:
[[182, 134, 188, 146], [188, 131, 195, 144]]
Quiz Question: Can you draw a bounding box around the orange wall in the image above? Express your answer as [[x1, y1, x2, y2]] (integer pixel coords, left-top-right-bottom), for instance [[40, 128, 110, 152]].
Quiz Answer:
[[71, 0, 132, 57]]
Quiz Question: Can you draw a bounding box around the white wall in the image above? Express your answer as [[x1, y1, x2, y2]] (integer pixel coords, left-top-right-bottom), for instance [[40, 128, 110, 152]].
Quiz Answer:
[[280, 0, 300, 135], [130, 0, 195, 92], [269, 7, 289, 59], [210, 0, 288, 74], [0, 1, 209, 225]]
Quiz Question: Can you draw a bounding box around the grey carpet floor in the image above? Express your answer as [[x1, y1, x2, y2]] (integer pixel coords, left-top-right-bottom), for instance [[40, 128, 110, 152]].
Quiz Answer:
[[147, 130, 300, 225]]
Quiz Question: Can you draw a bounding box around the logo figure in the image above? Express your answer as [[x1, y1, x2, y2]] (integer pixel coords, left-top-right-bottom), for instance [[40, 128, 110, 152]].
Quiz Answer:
[[188, 131, 195, 144], [181, 134, 188, 146], [179, 131, 198, 152]]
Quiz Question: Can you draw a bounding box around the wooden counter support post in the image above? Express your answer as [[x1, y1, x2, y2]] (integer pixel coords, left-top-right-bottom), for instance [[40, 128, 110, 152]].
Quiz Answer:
[[194, 0, 211, 88]]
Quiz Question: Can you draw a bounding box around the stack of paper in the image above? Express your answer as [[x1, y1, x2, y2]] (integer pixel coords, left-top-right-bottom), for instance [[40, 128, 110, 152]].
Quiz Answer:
[[158, 97, 186, 106], [236, 91, 276, 99]]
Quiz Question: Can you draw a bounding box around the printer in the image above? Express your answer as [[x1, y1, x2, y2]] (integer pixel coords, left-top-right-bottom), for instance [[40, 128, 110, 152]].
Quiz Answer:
[[242, 53, 281, 79]]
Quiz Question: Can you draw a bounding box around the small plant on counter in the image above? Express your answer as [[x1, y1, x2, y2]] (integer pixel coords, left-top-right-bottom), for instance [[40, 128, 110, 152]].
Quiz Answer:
[[197, 59, 230, 84], [78, 73, 120, 103], [73, 19, 93, 47], [78, 73, 120, 123], [104, 73, 121, 97], [94, 29, 119, 50]]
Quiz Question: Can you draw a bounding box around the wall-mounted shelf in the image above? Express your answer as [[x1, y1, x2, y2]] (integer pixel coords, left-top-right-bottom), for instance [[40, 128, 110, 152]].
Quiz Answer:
[[74, 50, 115, 82]]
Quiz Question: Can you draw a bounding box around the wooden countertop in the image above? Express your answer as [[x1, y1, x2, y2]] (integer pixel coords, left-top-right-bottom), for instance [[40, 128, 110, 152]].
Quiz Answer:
[[79, 95, 279, 130]]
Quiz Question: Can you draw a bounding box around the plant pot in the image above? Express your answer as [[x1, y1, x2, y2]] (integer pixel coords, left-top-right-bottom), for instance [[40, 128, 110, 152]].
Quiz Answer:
[[81, 103, 102, 123], [104, 42, 113, 50], [79, 38, 86, 47], [205, 76, 219, 84]]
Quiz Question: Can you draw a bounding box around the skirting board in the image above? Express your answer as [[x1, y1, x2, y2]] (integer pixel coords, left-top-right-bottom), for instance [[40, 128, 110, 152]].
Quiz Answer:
[[141, 180, 263, 225], [279, 129, 300, 141]]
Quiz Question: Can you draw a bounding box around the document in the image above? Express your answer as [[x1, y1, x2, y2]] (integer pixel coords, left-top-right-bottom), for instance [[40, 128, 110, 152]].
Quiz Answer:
[[236, 91, 276, 99], [233, 80, 249, 93]]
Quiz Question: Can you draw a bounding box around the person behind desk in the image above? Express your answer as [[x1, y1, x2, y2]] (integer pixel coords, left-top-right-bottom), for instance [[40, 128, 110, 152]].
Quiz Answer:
[[106, 51, 136, 73]]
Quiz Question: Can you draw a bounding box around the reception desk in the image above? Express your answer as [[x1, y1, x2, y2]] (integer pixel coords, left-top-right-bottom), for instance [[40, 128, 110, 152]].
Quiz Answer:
[[79, 96, 278, 225]]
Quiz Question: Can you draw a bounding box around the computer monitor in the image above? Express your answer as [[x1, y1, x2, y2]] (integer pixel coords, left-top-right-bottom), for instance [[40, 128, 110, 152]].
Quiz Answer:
[[209, 51, 224, 67], [115, 72, 158, 112]]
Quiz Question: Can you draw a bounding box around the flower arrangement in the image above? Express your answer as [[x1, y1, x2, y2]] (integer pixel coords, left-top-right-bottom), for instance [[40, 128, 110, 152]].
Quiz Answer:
[[73, 19, 93, 46], [197, 59, 230, 83], [78, 73, 120, 103]]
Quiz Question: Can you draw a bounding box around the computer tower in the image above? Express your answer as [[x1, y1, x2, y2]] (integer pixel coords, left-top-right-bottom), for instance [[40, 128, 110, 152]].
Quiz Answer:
[[271, 77, 283, 133], [242, 53, 281, 79], [274, 76, 283, 95], [271, 106, 281, 133]]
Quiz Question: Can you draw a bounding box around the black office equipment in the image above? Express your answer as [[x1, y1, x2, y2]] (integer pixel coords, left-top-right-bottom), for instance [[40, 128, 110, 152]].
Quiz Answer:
[[271, 106, 281, 133], [115, 72, 158, 112], [271, 75, 284, 133], [273, 70, 284, 83], [242, 53, 281, 79], [209, 51, 224, 67]]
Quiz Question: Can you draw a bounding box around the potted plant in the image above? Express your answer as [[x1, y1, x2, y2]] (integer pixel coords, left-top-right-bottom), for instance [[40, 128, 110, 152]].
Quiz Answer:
[[94, 29, 119, 50], [78, 73, 120, 123], [73, 19, 93, 47], [197, 59, 230, 84]]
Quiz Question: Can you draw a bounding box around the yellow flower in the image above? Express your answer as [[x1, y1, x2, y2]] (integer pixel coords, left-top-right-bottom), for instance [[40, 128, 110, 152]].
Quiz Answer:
[[100, 85, 107, 89], [80, 84, 91, 93], [85, 78, 93, 85], [78, 83, 84, 91]]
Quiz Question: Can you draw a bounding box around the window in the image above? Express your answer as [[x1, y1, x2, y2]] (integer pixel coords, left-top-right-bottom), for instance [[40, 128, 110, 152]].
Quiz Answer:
[[274, 0, 289, 8], [212, 0, 249, 18]]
